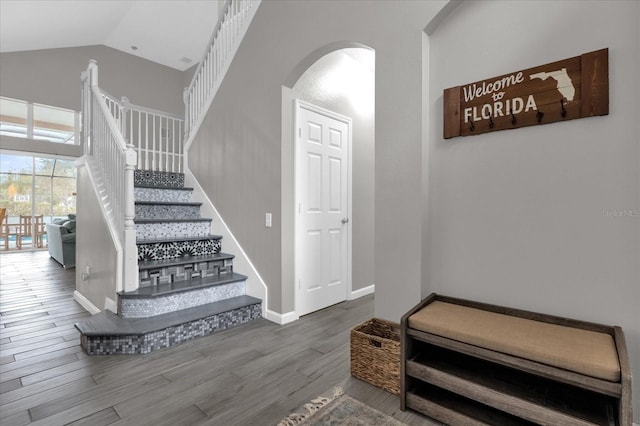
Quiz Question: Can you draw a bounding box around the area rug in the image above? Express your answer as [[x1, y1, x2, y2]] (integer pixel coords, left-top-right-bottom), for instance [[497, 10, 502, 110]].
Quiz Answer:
[[278, 387, 406, 426]]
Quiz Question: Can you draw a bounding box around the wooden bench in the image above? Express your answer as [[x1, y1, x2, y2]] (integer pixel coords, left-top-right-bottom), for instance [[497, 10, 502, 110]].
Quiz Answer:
[[401, 293, 632, 426]]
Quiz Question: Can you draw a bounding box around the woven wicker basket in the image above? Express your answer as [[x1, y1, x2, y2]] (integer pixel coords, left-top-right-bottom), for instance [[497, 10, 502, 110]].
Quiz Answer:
[[350, 318, 401, 395]]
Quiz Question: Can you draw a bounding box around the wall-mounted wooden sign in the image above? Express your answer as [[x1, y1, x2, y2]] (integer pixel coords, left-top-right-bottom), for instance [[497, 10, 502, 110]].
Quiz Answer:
[[443, 48, 608, 139]]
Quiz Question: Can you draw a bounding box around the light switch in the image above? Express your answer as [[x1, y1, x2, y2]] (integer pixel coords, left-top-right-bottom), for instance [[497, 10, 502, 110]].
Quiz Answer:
[[265, 213, 272, 228]]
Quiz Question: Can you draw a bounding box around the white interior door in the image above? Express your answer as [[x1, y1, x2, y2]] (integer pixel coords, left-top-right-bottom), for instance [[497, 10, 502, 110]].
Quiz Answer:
[[295, 100, 351, 317]]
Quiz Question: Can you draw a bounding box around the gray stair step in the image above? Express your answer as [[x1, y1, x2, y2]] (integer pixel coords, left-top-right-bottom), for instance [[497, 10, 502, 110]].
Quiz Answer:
[[136, 235, 222, 261], [137, 252, 234, 272], [136, 234, 222, 245], [137, 253, 235, 287], [135, 201, 202, 206], [77, 295, 260, 335], [135, 218, 212, 224], [124, 271, 247, 298], [119, 272, 248, 318], [134, 184, 194, 191], [75, 296, 262, 355]]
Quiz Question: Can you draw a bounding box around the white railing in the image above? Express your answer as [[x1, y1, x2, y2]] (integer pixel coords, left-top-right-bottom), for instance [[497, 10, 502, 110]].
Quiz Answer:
[[184, 0, 261, 141], [81, 60, 138, 293], [98, 92, 184, 173], [77, 0, 257, 294], [120, 99, 184, 173], [101, 90, 122, 125]]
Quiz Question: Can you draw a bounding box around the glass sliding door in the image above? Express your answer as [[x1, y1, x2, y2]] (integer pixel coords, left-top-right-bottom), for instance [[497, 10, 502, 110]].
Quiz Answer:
[[0, 152, 76, 252]]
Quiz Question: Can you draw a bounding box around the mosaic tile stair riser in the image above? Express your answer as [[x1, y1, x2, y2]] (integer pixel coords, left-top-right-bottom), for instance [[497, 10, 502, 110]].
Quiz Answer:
[[134, 169, 185, 188], [82, 303, 262, 355], [136, 238, 222, 261], [135, 204, 201, 220], [136, 221, 211, 241], [119, 281, 246, 318], [138, 258, 233, 287], [134, 187, 193, 203]]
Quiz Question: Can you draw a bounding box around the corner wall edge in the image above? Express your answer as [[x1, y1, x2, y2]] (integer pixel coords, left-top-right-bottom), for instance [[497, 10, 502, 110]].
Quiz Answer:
[[73, 290, 101, 315]]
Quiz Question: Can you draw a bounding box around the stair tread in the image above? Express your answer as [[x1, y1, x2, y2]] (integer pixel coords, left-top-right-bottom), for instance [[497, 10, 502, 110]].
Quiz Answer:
[[135, 201, 203, 206], [75, 295, 261, 336], [120, 272, 248, 298], [136, 234, 222, 244], [137, 252, 235, 270], [135, 218, 212, 223], [134, 184, 193, 190]]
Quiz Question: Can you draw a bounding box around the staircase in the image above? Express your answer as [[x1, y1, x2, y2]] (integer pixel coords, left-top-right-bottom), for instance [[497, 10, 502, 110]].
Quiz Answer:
[[75, 170, 262, 355], [74, 0, 263, 354]]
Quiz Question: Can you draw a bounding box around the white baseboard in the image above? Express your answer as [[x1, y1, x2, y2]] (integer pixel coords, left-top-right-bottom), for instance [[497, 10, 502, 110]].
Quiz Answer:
[[183, 168, 269, 320], [265, 285, 374, 325], [349, 284, 375, 300], [265, 309, 298, 325], [73, 290, 101, 315]]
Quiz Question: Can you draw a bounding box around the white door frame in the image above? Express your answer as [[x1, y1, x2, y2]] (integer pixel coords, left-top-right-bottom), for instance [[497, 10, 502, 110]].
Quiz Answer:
[[294, 99, 352, 317]]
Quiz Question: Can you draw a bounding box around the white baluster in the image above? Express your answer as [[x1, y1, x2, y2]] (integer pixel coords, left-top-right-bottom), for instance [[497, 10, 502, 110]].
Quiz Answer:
[[144, 112, 149, 171], [163, 116, 168, 172]]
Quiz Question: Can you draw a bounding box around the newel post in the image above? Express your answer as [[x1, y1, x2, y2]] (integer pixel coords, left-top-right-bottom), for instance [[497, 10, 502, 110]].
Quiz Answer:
[[123, 145, 139, 292], [88, 59, 98, 87], [120, 97, 130, 141], [82, 60, 99, 156]]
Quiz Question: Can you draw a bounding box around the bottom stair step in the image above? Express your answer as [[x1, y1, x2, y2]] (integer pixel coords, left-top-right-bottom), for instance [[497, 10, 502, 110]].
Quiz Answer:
[[75, 295, 262, 355], [118, 272, 248, 318]]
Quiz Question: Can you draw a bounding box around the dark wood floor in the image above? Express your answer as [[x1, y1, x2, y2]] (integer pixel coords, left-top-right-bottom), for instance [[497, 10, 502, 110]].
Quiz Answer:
[[0, 251, 437, 426]]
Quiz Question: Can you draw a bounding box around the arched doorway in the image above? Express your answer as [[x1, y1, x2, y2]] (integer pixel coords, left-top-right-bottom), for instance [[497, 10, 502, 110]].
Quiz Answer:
[[281, 44, 375, 318]]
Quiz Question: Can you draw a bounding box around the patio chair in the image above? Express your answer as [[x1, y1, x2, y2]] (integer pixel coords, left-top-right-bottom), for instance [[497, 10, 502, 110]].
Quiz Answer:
[[17, 215, 45, 249]]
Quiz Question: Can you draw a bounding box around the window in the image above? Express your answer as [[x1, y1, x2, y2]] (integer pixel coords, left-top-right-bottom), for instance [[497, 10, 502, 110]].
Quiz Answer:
[[0, 97, 79, 144], [0, 153, 77, 251]]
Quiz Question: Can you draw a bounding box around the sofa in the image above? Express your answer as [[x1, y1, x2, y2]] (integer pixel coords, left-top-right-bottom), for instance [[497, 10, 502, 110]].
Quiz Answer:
[[46, 215, 76, 269]]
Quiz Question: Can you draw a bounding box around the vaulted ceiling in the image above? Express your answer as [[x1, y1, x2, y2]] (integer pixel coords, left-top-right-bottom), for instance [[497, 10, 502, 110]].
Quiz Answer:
[[0, 0, 219, 71]]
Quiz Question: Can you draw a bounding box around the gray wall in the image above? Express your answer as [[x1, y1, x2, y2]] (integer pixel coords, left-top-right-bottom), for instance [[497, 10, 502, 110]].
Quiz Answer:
[[189, 0, 447, 314], [75, 163, 119, 312], [0, 45, 184, 115], [425, 0, 640, 418], [282, 48, 375, 303], [2, 45, 188, 310]]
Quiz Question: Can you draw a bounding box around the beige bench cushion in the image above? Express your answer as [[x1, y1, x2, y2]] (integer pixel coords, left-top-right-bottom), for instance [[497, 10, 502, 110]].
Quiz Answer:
[[408, 301, 620, 382]]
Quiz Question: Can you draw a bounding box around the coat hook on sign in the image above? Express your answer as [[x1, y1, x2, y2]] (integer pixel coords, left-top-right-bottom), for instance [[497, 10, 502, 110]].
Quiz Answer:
[[489, 114, 495, 129], [536, 110, 544, 123], [510, 109, 517, 125], [560, 99, 567, 118]]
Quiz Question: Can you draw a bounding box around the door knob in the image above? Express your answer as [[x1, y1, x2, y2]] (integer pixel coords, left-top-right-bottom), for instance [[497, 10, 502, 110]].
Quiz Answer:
[[341, 218, 349, 224]]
